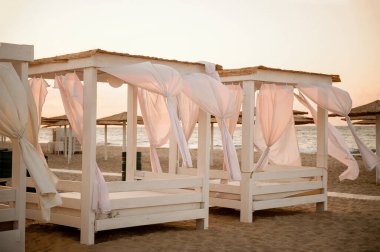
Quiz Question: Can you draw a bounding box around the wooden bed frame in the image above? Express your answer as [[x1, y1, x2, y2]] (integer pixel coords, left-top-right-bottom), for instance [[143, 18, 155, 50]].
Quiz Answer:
[[0, 43, 34, 252], [26, 50, 211, 245], [177, 66, 336, 222]]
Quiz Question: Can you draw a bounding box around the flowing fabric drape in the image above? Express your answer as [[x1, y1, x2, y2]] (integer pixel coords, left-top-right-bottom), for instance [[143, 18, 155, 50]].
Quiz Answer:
[[0, 63, 61, 220], [298, 83, 380, 170], [102, 62, 192, 168], [138, 89, 171, 172], [55, 74, 111, 212], [182, 73, 241, 180], [29, 78, 48, 126], [254, 84, 295, 172], [295, 92, 359, 180]]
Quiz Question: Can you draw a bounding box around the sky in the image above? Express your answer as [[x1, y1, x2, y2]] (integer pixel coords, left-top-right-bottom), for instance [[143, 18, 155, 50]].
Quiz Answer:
[[1, 0, 379, 123]]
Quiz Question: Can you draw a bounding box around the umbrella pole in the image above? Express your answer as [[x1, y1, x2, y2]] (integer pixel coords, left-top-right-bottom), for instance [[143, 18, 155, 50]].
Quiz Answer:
[[104, 125, 108, 161], [376, 115, 380, 184]]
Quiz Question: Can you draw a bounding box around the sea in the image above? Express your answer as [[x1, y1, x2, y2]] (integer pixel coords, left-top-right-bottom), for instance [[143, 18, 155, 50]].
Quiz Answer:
[[38, 125, 377, 154]]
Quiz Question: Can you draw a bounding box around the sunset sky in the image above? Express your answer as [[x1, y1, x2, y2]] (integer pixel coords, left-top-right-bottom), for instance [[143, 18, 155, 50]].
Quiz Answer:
[[1, 0, 379, 122]]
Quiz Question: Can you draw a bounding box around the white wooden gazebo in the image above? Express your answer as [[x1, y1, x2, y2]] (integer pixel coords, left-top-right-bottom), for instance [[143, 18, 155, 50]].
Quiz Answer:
[[0, 43, 34, 252], [211, 66, 339, 222], [27, 49, 212, 245]]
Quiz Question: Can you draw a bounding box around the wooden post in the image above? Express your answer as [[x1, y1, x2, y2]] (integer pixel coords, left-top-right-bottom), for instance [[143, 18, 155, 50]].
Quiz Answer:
[[104, 125, 108, 161], [80, 67, 97, 245], [240, 80, 255, 223], [376, 115, 380, 184], [127, 85, 138, 180], [196, 109, 210, 229], [210, 123, 214, 166], [316, 105, 328, 211], [12, 62, 28, 252], [169, 129, 178, 174]]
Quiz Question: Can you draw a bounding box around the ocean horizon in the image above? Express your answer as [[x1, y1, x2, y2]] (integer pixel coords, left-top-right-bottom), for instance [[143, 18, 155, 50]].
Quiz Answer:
[[37, 125, 376, 154]]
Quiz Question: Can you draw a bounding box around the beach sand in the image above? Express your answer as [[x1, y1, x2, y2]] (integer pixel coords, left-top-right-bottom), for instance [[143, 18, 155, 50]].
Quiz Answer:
[[23, 146, 380, 251]]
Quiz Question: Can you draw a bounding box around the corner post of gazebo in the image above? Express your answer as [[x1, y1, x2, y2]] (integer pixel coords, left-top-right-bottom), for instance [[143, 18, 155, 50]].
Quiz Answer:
[[210, 123, 214, 166], [169, 99, 179, 173], [376, 114, 380, 184], [316, 94, 328, 212], [12, 61, 29, 251], [127, 84, 138, 180], [196, 109, 210, 229], [80, 67, 98, 245], [240, 80, 255, 223]]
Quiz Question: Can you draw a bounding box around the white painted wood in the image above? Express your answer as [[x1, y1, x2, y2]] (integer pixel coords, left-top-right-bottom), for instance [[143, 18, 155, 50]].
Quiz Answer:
[[95, 209, 206, 231], [316, 105, 328, 211], [80, 67, 97, 245], [252, 167, 323, 180], [64, 126, 67, 157], [104, 125, 108, 160], [127, 85, 138, 180], [27, 192, 81, 210], [0, 230, 21, 252], [0, 42, 33, 61], [110, 192, 202, 210], [135, 170, 192, 179], [253, 194, 326, 211], [0, 208, 17, 222], [210, 123, 214, 166], [169, 129, 178, 174], [240, 80, 255, 223], [376, 115, 380, 184], [100, 203, 201, 218], [107, 177, 203, 192], [196, 109, 210, 229], [26, 209, 81, 228], [0, 188, 16, 202], [252, 181, 323, 195], [12, 62, 28, 252], [221, 70, 332, 86]]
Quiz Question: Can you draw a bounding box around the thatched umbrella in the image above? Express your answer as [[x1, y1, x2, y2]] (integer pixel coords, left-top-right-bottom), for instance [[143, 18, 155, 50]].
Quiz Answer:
[[331, 100, 380, 183], [353, 120, 376, 125], [97, 112, 144, 160]]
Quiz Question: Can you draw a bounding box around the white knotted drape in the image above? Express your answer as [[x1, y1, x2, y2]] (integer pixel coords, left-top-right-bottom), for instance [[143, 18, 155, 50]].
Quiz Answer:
[[0, 63, 61, 220], [254, 84, 295, 172], [183, 73, 241, 180], [55, 73, 111, 213], [138, 89, 170, 172], [298, 83, 380, 171], [295, 92, 359, 180], [102, 62, 192, 168]]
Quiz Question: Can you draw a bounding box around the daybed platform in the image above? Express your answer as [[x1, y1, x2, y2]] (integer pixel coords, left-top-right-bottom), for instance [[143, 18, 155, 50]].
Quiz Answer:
[[209, 166, 326, 211], [26, 171, 207, 231]]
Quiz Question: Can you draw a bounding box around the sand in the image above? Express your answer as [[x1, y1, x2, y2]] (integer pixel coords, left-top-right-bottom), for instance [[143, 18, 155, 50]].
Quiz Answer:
[[22, 146, 380, 251]]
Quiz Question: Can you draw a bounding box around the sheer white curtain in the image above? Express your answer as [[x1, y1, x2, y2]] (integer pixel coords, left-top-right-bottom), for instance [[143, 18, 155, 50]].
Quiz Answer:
[[102, 62, 192, 168], [138, 89, 170, 172], [298, 83, 380, 171], [29, 78, 48, 127], [177, 92, 199, 167], [295, 92, 359, 180], [183, 73, 241, 180], [55, 73, 111, 213], [0, 63, 61, 220], [254, 84, 295, 172]]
